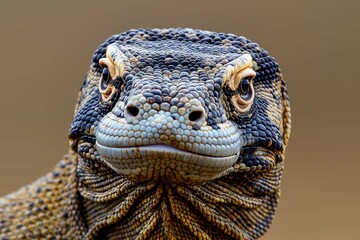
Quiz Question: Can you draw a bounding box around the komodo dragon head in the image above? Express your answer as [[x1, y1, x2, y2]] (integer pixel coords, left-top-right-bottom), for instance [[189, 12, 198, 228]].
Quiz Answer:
[[69, 28, 291, 239]]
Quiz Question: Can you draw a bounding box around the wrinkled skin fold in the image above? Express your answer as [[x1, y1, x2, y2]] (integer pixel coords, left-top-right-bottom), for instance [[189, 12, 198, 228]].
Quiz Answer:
[[0, 28, 291, 240]]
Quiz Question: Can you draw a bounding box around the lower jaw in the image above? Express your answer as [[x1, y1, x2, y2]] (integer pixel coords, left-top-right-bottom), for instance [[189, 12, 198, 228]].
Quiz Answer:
[[95, 143, 240, 184]]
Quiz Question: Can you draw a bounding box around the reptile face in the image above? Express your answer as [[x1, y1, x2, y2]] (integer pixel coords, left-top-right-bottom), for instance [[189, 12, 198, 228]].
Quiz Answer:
[[94, 42, 258, 184], [69, 28, 291, 239]]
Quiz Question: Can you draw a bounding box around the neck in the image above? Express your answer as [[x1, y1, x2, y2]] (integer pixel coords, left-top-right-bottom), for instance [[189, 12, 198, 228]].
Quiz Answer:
[[76, 155, 280, 239]]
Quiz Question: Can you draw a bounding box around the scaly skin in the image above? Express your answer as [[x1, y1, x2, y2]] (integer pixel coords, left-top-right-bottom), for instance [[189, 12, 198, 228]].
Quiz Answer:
[[0, 28, 291, 240]]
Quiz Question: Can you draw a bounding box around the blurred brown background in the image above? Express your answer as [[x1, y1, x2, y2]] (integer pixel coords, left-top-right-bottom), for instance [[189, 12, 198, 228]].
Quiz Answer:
[[0, 0, 359, 239]]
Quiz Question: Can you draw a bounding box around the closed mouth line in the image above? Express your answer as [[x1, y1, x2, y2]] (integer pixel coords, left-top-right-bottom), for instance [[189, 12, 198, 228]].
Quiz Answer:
[[95, 142, 239, 159]]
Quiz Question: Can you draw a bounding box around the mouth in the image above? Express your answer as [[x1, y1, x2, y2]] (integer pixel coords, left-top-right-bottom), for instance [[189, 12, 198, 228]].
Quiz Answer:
[[95, 142, 240, 184]]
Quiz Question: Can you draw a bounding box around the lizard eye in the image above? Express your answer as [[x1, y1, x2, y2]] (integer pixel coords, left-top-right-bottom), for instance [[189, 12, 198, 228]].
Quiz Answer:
[[98, 58, 117, 102], [227, 66, 256, 113], [100, 67, 111, 91], [238, 77, 252, 101]]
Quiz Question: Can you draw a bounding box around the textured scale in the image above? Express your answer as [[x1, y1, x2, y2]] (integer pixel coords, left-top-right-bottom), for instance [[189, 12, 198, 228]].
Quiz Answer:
[[0, 28, 291, 240]]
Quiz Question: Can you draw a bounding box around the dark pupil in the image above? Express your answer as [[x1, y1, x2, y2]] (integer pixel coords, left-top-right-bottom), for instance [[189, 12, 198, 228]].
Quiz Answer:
[[240, 78, 250, 93], [101, 67, 110, 90], [102, 67, 110, 81]]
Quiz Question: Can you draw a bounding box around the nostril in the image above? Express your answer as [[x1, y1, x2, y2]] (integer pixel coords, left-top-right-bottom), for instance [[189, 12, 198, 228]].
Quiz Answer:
[[188, 110, 204, 122], [126, 105, 139, 117]]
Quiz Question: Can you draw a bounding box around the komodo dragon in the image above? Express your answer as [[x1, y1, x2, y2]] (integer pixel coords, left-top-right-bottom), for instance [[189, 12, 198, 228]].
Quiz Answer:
[[0, 28, 291, 240]]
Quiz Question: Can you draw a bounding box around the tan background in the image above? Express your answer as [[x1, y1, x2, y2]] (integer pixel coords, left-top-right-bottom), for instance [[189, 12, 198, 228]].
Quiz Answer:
[[0, 0, 359, 239]]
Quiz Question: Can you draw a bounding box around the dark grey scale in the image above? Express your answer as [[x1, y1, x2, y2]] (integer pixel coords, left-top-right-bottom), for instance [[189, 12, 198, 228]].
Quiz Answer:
[[52, 171, 60, 178], [190, 90, 200, 99], [78, 144, 90, 154], [178, 86, 189, 94], [169, 98, 179, 106]]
